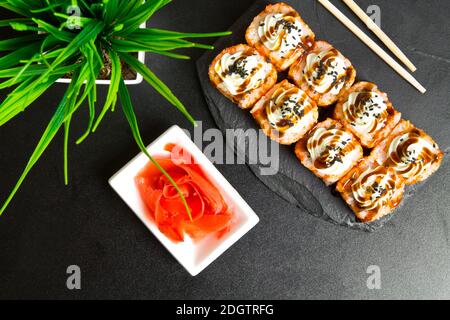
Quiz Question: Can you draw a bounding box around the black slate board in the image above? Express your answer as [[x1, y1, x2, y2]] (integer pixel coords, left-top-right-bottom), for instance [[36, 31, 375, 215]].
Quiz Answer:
[[196, 0, 449, 231]]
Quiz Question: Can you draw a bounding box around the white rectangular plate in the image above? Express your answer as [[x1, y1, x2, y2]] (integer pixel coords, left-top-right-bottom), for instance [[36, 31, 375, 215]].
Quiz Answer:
[[109, 125, 259, 276]]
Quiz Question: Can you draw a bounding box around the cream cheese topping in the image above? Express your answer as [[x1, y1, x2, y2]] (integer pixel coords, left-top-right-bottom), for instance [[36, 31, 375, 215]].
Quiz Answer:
[[303, 50, 347, 95], [307, 127, 357, 175], [257, 13, 305, 55], [343, 91, 388, 134], [215, 51, 269, 96], [351, 166, 396, 211], [387, 131, 438, 179], [266, 87, 314, 133]]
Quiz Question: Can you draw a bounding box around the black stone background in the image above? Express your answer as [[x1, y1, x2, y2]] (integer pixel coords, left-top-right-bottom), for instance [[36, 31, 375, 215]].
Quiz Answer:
[[0, 0, 449, 299]]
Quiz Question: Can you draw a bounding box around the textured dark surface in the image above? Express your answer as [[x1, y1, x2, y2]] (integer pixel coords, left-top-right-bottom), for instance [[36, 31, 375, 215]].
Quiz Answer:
[[0, 0, 449, 299]]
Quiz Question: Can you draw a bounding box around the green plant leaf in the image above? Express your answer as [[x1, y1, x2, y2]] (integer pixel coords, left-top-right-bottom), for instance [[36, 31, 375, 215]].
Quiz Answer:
[[32, 18, 74, 42], [0, 18, 32, 27], [76, 84, 97, 144], [119, 52, 197, 126], [0, 64, 76, 90], [63, 115, 72, 185], [0, 1, 32, 17], [0, 73, 64, 126], [92, 46, 121, 132], [61, 59, 98, 184], [115, 0, 165, 36], [30, 3, 60, 13], [0, 73, 80, 216], [0, 42, 41, 70], [103, 0, 120, 26], [130, 28, 232, 40], [111, 38, 196, 52], [0, 64, 75, 79], [118, 78, 193, 221], [113, 42, 190, 60], [0, 35, 45, 51], [36, 20, 104, 82]]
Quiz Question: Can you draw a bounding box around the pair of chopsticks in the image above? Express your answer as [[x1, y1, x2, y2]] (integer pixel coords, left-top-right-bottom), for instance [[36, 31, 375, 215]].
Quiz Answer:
[[317, 0, 426, 94]]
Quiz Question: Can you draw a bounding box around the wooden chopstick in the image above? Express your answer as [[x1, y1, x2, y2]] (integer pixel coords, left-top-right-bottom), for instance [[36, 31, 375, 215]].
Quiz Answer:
[[342, 0, 417, 72], [317, 0, 426, 94]]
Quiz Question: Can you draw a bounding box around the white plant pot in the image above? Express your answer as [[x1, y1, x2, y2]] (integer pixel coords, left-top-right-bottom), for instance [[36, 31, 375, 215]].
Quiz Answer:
[[56, 50, 145, 85], [56, 22, 146, 85]]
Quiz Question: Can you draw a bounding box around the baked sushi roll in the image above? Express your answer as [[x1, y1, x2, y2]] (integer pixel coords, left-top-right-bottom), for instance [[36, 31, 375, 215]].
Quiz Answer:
[[370, 120, 444, 185], [251, 80, 319, 145], [336, 158, 405, 222], [334, 81, 401, 148], [289, 40, 356, 107], [245, 2, 315, 72], [209, 44, 277, 109], [295, 118, 363, 185]]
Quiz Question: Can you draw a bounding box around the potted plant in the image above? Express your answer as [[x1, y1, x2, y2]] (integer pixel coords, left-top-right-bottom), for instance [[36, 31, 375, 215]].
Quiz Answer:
[[56, 22, 147, 85], [0, 0, 230, 218]]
